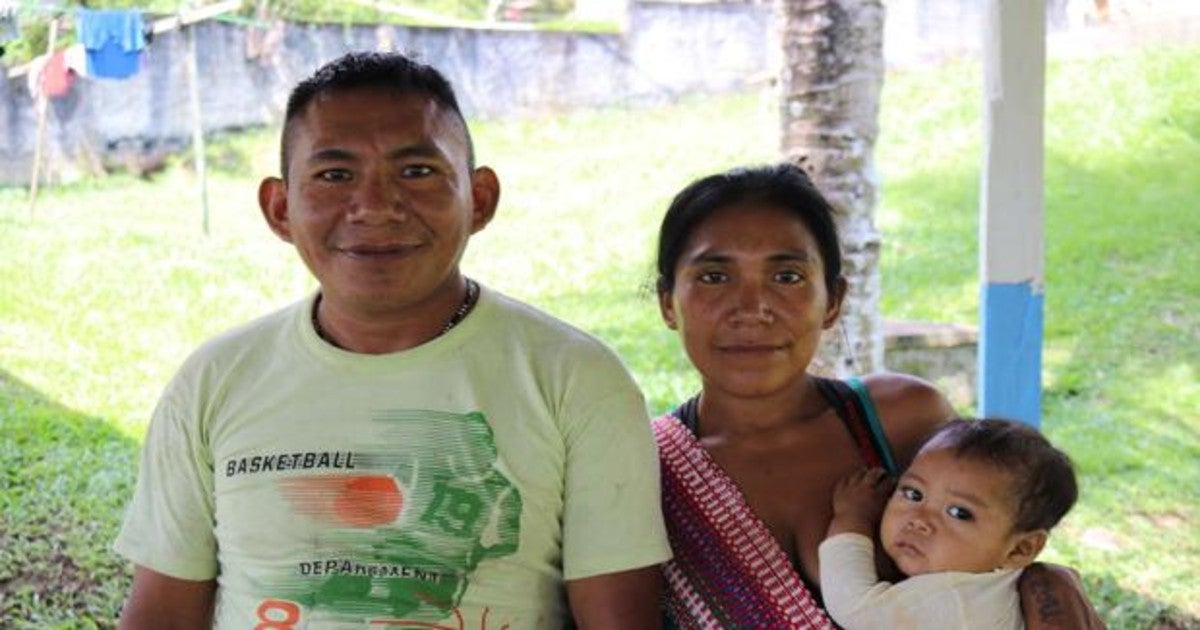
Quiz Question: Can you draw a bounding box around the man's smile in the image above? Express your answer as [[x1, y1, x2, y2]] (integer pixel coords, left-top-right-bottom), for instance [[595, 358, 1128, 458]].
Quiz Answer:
[[336, 243, 426, 259]]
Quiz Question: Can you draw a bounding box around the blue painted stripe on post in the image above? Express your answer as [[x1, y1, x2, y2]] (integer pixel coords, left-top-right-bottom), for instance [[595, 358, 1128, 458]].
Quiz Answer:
[[979, 281, 1044, 427]]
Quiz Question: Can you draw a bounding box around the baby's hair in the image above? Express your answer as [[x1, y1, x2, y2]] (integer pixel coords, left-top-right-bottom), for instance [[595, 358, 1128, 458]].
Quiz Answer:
[[922, 418, 1077, 532]]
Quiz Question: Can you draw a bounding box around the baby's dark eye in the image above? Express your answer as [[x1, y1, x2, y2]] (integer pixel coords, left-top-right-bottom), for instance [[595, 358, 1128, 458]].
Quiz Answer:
[[900, 486, 922, 502], [947, 505, 974, 521]]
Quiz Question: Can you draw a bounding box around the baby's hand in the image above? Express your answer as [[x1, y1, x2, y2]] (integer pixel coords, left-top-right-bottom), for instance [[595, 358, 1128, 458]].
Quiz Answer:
[[826, 467, 894, 537]]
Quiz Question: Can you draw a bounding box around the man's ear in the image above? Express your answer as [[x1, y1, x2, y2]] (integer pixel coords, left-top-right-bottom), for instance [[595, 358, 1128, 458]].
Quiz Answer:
[[1003, 529, 1048, 569], [822, 276, 848, 329], [658, 289, 678, 330], [258, 177, 293, 243], [469, 166, 500, 234]]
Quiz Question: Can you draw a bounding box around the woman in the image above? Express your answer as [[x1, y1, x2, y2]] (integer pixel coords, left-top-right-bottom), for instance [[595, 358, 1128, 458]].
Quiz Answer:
[[652, 164, 1101, 628]]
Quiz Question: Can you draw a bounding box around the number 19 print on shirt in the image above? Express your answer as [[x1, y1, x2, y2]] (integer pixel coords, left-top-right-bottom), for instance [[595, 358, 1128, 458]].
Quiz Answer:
[[220, 409, 523, 628]]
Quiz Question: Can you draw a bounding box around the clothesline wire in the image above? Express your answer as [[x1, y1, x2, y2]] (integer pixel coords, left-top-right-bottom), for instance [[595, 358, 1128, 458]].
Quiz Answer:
[[5, 1, 263, 37]]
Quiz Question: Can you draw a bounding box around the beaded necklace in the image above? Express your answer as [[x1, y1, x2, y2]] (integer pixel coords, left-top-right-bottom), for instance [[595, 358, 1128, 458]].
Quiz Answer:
[[311, 278, 479, 348]]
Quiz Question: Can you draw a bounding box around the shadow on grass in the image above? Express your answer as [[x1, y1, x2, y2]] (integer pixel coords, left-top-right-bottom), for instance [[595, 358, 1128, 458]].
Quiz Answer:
[[0, 368, 137, 628]]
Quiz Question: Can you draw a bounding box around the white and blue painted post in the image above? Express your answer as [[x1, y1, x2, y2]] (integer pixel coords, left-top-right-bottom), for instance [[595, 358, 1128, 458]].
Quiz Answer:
[[979, 0, 1046, 427]]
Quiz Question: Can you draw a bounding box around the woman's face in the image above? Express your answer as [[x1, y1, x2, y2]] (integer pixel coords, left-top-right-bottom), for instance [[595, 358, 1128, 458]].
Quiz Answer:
[[659, 202, 842, 399]]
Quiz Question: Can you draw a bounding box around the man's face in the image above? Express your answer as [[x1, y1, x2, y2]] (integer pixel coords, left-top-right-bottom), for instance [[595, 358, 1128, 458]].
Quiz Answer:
[[260, 88, 496, 320]]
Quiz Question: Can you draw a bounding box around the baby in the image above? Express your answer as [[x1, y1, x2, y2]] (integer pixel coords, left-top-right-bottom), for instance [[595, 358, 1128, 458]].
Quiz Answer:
[[819, 418, 1078, 629]]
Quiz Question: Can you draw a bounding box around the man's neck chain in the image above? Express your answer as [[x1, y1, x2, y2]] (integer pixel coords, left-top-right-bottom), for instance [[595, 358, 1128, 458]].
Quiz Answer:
[[311, 278, 480, 349], [438, 277, 480, 335]]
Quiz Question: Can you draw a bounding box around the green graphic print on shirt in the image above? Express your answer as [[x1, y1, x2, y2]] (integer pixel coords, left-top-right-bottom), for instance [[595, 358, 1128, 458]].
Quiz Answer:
[[261, 409, 522, 624]]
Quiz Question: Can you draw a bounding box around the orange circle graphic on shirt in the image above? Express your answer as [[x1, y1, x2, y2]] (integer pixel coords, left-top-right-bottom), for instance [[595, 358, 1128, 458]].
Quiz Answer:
[[333, 475, 404, 527]]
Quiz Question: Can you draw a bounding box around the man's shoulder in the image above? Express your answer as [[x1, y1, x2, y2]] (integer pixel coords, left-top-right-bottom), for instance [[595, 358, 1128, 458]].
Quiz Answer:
[[479, 288, 632, 379], [181, 299, 305, 369], [482, 288, 609, 349], [151, 299, 306, 415]]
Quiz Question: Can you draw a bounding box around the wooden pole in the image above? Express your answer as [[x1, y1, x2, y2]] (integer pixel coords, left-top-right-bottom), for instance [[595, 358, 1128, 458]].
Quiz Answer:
[[185, 23, 210, 235], [28, 18, 60, 217], [978, 0, 1046, 426]]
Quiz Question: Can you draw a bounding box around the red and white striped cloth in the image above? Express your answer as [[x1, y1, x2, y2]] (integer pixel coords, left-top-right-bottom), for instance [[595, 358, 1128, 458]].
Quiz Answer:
[[654, 415, 835, 629]]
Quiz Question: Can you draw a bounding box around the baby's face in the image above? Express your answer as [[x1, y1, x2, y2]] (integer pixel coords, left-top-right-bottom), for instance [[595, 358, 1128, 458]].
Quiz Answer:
[[880, 445, 1027, 575]]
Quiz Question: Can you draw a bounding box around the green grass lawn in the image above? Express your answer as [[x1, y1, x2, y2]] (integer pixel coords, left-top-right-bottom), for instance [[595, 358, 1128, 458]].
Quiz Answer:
[[2, 44, 1198, 628], [877, 46, 1200, 626]]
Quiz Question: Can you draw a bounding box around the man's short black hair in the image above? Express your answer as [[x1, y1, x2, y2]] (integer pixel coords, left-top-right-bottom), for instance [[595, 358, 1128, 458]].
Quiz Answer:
[[280, 51, 474, 178]]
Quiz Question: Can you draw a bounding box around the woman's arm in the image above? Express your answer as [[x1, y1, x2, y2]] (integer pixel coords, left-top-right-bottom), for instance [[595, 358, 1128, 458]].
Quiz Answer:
[[1019, 563, 1107, 629]]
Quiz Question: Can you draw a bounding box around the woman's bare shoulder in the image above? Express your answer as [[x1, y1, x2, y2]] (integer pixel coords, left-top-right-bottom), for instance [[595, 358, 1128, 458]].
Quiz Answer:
[[859, 372, 953, 412], [859, 372, 957, 466]]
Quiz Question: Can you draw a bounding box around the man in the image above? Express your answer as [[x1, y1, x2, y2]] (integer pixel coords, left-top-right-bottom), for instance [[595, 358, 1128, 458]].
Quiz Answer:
[[114, 51, 671, 629]]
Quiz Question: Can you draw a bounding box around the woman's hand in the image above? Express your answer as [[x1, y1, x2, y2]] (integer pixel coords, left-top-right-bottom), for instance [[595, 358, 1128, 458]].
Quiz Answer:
[[1019, 562, 1107, 629]]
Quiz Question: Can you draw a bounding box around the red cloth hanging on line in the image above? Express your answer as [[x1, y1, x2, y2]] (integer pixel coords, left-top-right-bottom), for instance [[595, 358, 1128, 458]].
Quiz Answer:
[[27, 49, 75, 99]]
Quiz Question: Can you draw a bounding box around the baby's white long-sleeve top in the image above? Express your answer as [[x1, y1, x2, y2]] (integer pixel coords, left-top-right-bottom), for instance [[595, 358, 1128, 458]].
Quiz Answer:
[[818, 533, 1025, 630]]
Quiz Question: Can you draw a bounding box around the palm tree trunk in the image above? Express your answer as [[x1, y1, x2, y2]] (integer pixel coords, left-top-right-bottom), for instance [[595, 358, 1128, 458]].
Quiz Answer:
[[776, 0, 887, 376]]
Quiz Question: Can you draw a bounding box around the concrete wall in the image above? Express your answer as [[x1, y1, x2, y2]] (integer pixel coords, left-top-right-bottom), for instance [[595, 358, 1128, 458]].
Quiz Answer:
[[0, 2, 772, 184], [884, 320, 979, 413], [884, 0, 1076, 67], [4, 0, 1188, 184]]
